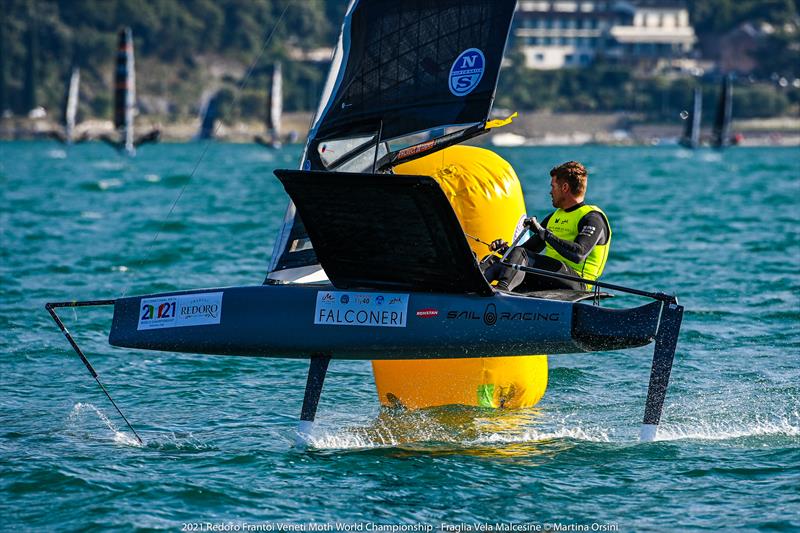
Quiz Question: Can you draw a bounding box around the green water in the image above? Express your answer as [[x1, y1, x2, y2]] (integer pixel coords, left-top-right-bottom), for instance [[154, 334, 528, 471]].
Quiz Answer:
[[1, 142, 798, 530]]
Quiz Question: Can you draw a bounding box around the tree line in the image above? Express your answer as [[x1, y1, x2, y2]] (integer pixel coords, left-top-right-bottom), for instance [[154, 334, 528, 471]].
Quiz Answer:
[[0, 0, 797, 123]]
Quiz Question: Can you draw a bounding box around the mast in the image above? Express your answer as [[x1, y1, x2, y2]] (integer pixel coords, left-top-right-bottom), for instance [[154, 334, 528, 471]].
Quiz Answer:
[[113, 27, 136, 155]]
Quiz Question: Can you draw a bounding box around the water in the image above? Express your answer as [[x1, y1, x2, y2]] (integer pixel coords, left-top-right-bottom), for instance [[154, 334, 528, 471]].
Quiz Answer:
[[1, 142, 798, 530]]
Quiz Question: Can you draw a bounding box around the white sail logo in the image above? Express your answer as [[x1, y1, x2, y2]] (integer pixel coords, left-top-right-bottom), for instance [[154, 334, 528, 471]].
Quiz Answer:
[[449, 48, 485, 97]]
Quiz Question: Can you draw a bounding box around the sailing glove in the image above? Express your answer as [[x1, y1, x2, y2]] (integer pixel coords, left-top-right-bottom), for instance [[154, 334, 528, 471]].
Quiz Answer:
[[524, 217, 547, 240], [490, 239, 509, 253]]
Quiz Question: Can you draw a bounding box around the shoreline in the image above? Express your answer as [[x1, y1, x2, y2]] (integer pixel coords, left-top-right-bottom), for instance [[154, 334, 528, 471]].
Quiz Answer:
[[1, 111, 797, 146]]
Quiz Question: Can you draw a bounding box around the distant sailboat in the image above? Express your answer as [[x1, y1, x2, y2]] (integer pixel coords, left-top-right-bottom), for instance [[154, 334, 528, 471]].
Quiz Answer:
[[64, 67, 80, 142], [195, 90, 221, 140], [255, 62, 283, 148], [99, 28, 160, 155], [46, 66, 88, 144], [712, 74, 733, 149], [679, 86, 702, 149]]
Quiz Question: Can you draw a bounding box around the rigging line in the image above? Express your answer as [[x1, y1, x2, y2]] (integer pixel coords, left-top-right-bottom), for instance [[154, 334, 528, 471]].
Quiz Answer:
[[120, 0, 295, 297], [464, 231, 492, 248]]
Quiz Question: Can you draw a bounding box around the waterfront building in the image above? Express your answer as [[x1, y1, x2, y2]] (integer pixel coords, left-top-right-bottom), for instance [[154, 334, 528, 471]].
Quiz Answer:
[[514, 1, 697, 69]]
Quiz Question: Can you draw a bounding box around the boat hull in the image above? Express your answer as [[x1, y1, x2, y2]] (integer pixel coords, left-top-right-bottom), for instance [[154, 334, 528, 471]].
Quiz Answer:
[[109, 284, 660, 359]]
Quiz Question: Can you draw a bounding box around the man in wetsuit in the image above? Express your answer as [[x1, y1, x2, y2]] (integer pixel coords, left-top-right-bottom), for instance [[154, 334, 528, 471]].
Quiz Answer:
[[483, 161, 611, 292]]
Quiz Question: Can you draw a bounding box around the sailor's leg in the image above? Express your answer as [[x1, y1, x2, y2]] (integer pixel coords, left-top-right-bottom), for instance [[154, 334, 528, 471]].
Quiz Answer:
[[521, 255, 585, 291], [490, 247, 527, 290], [295, 355, 331, 448], [640, 301, 684, 441]]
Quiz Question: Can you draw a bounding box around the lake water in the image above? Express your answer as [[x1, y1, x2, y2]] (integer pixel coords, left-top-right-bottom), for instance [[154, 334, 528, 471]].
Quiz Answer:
[[1, 142, 798, 530]]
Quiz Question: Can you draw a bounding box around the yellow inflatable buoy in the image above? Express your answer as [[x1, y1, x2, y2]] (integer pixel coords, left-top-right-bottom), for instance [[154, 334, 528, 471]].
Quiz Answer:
[[371, 145, 548, 409]]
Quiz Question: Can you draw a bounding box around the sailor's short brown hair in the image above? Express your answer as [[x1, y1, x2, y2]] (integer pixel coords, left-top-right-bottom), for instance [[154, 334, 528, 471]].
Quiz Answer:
[[550, 161, 587, 196]]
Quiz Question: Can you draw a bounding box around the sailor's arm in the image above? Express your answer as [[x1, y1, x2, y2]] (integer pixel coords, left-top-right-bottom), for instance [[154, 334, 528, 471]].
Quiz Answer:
[[489, 212, 552, 252], [521, 213, 551, 254], [540, 211, 607, 263]]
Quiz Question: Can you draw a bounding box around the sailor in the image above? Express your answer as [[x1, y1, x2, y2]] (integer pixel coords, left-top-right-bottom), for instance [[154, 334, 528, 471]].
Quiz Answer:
[[483, 161, 611, 292]]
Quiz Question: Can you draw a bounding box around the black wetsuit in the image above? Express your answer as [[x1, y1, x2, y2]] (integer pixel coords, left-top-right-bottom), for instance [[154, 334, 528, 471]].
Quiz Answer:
[[483, 202, 610, 292]]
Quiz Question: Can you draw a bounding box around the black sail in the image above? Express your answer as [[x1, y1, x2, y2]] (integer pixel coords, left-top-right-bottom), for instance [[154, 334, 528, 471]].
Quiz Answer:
[[679, 87, 702, 149], [113, 27, 135, 154], [712, 74, 733, 149], [310, 0, 516, 144]]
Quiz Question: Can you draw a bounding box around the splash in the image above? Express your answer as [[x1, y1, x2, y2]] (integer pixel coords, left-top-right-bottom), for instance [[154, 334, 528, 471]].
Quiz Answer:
[[304, 408, 612, 451], [67, 402, 143, 447], [139, 432, 214, 452], [47, 149, 67, 159], [700, 151, 723, 163], [97, 178, 123, 190], [92, 160, 125, 170], [655, 416, 800, 442], [477, 426, 612, 444]]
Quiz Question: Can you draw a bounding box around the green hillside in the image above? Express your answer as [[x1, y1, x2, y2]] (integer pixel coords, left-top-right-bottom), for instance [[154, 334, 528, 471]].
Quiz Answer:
[[0, 0, 797, 123]]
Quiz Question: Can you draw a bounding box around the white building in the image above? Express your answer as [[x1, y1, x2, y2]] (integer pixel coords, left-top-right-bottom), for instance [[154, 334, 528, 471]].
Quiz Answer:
[[515, 1, 697, 69]]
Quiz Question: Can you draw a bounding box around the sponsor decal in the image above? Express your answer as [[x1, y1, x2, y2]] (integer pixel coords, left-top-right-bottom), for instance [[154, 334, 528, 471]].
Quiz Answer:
[[416, 308, 439, 318], [446, 305, 561, 324], [137, 292, 223, 330], [315, 291, 409, 328], [449, 48, 485, 97], [397, 141, 434, 160], [483, 303, 497, 326]]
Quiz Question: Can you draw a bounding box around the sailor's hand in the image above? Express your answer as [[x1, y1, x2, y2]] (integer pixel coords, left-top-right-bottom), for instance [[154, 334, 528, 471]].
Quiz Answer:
[[525, 217, 547, 239], [490, 239, 509, 253]]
